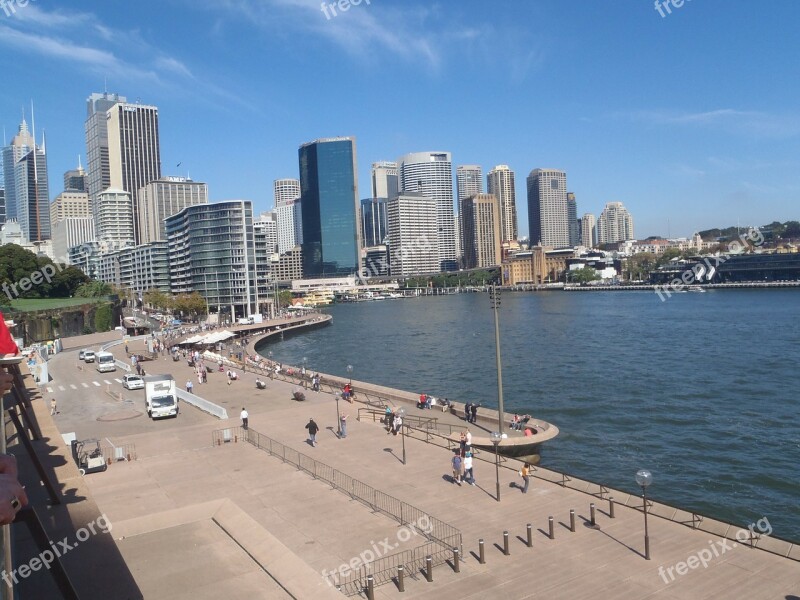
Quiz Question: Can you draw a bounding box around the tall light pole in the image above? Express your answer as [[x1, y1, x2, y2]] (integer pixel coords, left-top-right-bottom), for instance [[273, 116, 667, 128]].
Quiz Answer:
[[335, 391, 342, 438], [636, 469, 653, 560], [490, 431, 501, 502], [302, 356, 308, 389], [346, 364, 353, 386], [397, 407, 407, 465], [490, 285, 505, 435]]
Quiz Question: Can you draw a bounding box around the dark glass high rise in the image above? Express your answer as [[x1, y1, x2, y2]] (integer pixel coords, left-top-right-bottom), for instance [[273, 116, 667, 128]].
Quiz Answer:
[[299, 138, 360, 277], [361, 198, 388, 247]]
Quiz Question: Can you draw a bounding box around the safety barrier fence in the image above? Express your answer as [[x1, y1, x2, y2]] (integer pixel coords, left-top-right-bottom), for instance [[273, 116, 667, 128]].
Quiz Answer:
[[212, 426, 463, 596]]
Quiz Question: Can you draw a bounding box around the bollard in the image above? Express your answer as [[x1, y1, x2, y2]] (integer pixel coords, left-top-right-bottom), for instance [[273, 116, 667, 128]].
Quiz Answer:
[[503, 531, 510, 556], [425, 556, 433, 582], [570, 509, 576, 532], [549, 516, 555, 539], [526, 523, 533, 547], [366, 575, 375, 600], [590, 503, 597, 526], [397, 565, 405, 592], [478, 539, 485, 564], [609, 496, 616, 519], [453, 548, 460, 573]]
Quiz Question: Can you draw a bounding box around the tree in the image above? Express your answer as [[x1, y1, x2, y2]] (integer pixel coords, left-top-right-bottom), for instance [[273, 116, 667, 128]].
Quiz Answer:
[[94, 304, 113, 332], [75, 281, 113, 298], [625, 253, 657, 281], [655, 248, 683, 267], [173, 293, 207, 320], [143, 289, 174, 311], [569, 267, 600, 284]]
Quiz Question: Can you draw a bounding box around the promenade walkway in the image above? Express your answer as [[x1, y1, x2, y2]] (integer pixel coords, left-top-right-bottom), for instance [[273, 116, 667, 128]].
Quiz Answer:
[[40, 337, 798, 599]]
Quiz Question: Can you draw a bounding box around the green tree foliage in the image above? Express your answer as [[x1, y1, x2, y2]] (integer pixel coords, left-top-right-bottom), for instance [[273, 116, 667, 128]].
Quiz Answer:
[[569, 267, 600, 284], [404, 270, 499, 288], [75, 281, 113, 298], [173, 292, 207, 319], [625, 253, 657, 281], [94, 304, 113, 332], [143, 289, 174, 311], [0, 244, 89, 299]]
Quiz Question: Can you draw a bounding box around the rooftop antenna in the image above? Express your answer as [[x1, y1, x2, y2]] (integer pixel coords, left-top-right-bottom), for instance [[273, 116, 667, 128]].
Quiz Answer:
[[78, 155, 83, 170]]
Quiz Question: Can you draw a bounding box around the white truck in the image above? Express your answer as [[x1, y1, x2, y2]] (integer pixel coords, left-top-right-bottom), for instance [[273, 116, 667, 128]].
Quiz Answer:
[[143, 375, 178, 419], [95, 351, 117, 373]]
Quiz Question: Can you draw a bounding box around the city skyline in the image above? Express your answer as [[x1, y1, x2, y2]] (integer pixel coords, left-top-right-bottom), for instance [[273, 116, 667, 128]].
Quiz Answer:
[[0, 1, 797, 240]]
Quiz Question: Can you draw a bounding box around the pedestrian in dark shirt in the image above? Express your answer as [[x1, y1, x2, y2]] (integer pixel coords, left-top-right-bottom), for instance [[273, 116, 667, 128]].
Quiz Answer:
[[471, 403, 478, 424], [305, 418, 319, 447], [465, 402, 472, 422]]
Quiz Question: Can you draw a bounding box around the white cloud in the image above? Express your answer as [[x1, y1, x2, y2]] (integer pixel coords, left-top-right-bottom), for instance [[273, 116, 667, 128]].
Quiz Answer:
[[626, 109, 800, 139]]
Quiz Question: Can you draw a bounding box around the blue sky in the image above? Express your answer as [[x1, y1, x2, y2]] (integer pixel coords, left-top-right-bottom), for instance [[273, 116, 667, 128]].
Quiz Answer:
[[0, 0, 798, 239]]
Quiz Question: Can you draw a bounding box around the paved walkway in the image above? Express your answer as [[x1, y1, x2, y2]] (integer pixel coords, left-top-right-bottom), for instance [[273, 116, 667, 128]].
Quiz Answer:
[[36, 339, 800, 598]]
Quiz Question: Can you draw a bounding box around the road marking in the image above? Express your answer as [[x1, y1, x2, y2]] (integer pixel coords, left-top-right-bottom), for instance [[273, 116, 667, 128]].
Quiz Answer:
[[114, 378, 123, 383], [93, 382, 101, 387], [104, 380, 113, 385], [47, 387, 54, 392], [82, 383, 89, 388], [70, 384, 77, 390], [58, 386, 66, 391]]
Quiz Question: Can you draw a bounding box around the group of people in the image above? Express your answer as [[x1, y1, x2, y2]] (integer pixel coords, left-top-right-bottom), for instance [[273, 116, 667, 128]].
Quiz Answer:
[[451, 428, 475, 486], [383, 405, 403, 435], [464, 402, 480, 423], [510, 413, 534, 436]]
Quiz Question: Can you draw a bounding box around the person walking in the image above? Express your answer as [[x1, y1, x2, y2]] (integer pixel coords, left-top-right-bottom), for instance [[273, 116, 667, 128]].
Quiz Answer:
[[50, 398, 57, 415], [463, 451, 475, 485], [451, 452, 463, 485], [186, 380, 193, 394], [471, 403, 478, 424], [392, 412, 402, 436], [305, 418, 319, 447], [240, 407, 249, 430], [340, 413, 347, 438], [519, 462, 531, 494]]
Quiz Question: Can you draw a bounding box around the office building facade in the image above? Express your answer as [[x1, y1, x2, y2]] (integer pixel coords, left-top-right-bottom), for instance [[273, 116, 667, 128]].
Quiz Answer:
[[51, 191, 90, 226], [2, 119, 35, 225], [299, 137, 361, 277], [567, 192, 579, 247], [165, 200, 256, 319], [487, 165, 518, 243], [371, 161, 399, 200], [95, 189, 135, 246], [581, 213, 597, 248], [361, 198, 388, 248], [386, 192, 439, 276], [14, 143, 50, 241], [52, 217, 95, 262], [527, 168, 569, 248], [137, 177, 209, 244], [85, 92, 127, 212], [462, 194, 502, 269], [97, 242, 170, 294]]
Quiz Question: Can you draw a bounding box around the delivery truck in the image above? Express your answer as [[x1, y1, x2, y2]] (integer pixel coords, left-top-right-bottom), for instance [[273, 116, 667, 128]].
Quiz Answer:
[[144, 375, 178, 419]]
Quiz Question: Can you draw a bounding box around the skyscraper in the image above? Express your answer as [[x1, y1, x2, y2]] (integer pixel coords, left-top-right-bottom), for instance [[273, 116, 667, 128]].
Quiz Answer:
[[597, 202, 635, 244], [526, 168, 569, 248], [487, 165, 518, 243], [581, 213, 597, 248], [95, 189, 135, 246], [457, 165, 483, 263], [63, 161, 88, 192], [567, 192, 579, 247], [461, 193, 502, 269], [299, 137, 360, 277], [398, 152, 456, 271], [51, 190, 90, 226], [386, 192, 439, 276], [361, 198, 388, 248], [137, 177, 208, 244], [14, 134, 50, 241], [85, 92, 127, 210], [2, 118, 35, 226], [371, 162, 398, 200], [274, 179, 303, 255], [85, 92, 161, 243]]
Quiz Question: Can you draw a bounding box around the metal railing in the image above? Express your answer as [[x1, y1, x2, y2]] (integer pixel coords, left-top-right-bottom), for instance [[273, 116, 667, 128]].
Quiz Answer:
[[212, 426, 462, 596]]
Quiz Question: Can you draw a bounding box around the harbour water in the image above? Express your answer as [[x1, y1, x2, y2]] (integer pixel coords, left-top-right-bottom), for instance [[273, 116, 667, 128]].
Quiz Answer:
[[259, 289, 800, 542]]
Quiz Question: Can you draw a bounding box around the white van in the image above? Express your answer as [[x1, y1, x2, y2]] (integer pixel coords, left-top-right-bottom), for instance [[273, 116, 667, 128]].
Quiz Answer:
[[95, 351, 117, 373]]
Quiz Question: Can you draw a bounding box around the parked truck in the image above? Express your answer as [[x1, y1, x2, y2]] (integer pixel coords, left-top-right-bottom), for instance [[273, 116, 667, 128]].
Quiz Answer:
[[95, 350, 117, 373], [144, 375, 178, 419]]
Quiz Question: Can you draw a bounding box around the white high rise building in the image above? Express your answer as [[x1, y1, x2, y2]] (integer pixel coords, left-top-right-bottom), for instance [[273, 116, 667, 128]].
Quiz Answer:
[[487, 165, 518, 243], [51, 191, 90, 228], [371, 161, 398, 199], [527, 168, 569, 247], [398, 152, 455, 271], [2, 118, 34, 225], [386, 192, 439, 276], [95, 188, 135, 247], [274, 179, 303, 255], [597, 202, 635, 244], [581, 213, 597, 248], [52, 217, 95, 263]]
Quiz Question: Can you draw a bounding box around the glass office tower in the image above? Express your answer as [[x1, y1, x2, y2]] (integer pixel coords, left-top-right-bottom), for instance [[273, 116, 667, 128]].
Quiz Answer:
[[299, 137, 361, 277]]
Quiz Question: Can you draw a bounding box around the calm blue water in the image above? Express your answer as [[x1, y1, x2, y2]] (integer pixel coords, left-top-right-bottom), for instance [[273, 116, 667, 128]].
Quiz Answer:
[[259, 290, 800, 542]]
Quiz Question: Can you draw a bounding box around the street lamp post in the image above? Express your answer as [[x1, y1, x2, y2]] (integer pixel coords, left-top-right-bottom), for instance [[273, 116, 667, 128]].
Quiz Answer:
[[490, 432, 502, 502], [397, 407, 407, 465], [302, 356, 308, 388], [335, 391, 342, 438], [489, 286, 505, 436], [346, 364, 353, 386], [636, 469, 653, 560], [268, 351, 274, 379]]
